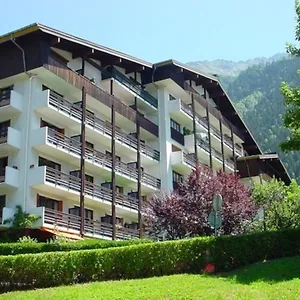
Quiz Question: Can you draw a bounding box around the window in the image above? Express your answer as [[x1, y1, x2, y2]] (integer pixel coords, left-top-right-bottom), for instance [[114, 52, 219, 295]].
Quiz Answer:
[[101, 182, 123, 193], [101, 214, 123, 225], [170, 119, 181, 133], [37, 195, 60, 211], [169, 94, 176, 101], [69, 170, 94, 183], [0, 195, 5, 219], [38, 157, 61, 171], [71, 135, 94, 149], [69, 206, 93, 220], [40, 120, 64, 134]]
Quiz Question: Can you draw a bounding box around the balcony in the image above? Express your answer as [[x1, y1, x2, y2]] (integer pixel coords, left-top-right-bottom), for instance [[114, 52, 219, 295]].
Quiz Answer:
[[183, 82, 243, 139], [102, 66, 158, 110], [43, 55, 158, 137], [223, 135, 243, 156], [32, 127, 161, 191], [0, 166, 19, 191], [185, 135, 235, 171], [169, 99, 243, 157], [0, 127, 21, 155], [30, 166, 141, 212], [33, 207, 139, 240], [33, 90, 160, 164], [0, 90, 22, 121], [171, 151, 196, 174]]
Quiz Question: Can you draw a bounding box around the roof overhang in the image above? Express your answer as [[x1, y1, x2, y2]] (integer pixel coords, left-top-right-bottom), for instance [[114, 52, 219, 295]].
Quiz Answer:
[[236, 153, 291, 185], [0, 23, 152, 74]]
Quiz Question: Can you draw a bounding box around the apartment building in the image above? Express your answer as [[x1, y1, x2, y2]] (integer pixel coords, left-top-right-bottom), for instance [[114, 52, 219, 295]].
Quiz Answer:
[[0, 24, 290, 240]]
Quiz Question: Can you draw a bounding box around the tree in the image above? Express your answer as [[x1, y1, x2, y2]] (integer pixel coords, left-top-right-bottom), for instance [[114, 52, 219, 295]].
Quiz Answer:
[[280, 0, 300, 151], [144, 166, 255, 240], [252, 179, 300, 230]]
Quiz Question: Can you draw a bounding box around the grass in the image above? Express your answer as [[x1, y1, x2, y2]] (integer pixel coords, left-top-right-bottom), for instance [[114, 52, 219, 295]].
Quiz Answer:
[[2, 256, 300, 300]]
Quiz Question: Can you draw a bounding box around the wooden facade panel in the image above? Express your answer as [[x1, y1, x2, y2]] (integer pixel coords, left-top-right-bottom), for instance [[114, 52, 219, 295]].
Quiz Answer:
[[0, 33, 49, 80], [45, 56, 158, 137]]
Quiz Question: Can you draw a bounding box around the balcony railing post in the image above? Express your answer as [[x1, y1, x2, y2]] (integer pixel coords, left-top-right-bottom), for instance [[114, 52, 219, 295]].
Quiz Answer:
[[191, 93, 198, 165], [230, 126, 237, 174], [111, 99, 117, 241], [204, 89, 213, 169], [80, 86, 86, 237], [219, 112, 226, 172], [135, 96, 143, 238]]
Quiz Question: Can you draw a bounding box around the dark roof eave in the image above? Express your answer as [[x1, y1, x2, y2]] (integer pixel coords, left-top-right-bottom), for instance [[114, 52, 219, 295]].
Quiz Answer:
[[0, 23, 153, 69]]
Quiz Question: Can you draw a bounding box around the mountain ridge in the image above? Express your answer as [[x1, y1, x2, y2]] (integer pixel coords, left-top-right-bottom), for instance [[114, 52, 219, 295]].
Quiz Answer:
[[187, 53, 288, 77]]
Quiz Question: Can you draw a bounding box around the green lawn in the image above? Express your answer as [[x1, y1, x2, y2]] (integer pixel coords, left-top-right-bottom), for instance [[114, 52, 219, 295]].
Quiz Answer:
[[2, 256, 300, 300]]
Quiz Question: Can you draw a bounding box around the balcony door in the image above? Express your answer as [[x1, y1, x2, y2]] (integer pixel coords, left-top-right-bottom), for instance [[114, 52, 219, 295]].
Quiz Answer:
[[69, 206, 93, 220], [38, 157, 61, 171], [40, 119, 64, 134], [37, 195, 62, 212], [0, 195, 5, 220], [0, 157, 8, 179], [69, 170, 94, 183], [0, 120, 10, 140]]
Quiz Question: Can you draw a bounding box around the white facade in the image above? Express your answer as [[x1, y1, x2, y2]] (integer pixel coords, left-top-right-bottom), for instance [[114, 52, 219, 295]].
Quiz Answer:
[[0, 29, 247, 240]]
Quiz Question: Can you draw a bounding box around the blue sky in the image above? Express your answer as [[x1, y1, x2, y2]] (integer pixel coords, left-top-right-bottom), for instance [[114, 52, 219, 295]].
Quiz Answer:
[[0, 0, 296, 63]]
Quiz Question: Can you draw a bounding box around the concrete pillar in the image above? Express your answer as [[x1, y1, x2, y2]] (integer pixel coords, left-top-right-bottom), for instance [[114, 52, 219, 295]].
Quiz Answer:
[[157, 87, 173, 193]]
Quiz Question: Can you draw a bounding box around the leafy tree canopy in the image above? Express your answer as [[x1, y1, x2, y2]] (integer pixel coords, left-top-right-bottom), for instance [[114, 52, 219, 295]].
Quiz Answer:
[[280, 0, 300, 151], [144, 166, 255, 240]]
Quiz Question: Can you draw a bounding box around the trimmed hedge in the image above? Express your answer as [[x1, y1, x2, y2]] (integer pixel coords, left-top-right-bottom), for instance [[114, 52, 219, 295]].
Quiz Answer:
[[0, 239, 153, 256], [1, 228, 300, 291]]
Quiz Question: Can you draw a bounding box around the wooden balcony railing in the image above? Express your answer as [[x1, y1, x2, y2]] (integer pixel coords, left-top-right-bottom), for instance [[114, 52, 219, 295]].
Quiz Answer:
[[196, 138, 234, 169], [44, 56, 158, 137], [180, 100, 222, 140], [180, 99, 242, 158], [44, 208, 139, 239], [48, 91, 160, 161], [223, 135, 243, 156], [183, 82, 243, 140], [44, 167, 139, 210], [47, 128, 161, 189], [104, 66, 158, 109], [183, 152, 196, 169]]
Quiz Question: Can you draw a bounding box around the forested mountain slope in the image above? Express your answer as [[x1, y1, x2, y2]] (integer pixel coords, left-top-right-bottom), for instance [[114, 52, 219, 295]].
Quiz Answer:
[[187, 53, 287, 77], [222, 58, 300, 180]]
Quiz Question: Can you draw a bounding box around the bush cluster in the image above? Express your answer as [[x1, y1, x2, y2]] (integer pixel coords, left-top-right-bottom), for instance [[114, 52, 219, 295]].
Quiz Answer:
[[0, 238, 153, 256], [0, 228, 300, 291]]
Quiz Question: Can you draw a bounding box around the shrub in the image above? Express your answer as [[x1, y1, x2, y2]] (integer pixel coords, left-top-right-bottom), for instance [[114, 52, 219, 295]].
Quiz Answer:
[[0, 238, 153, 256], [3, 205, 40, 229], [17, 236, 38, 244], [145, 166, 255, 239], [0, 228, 300, 291]]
